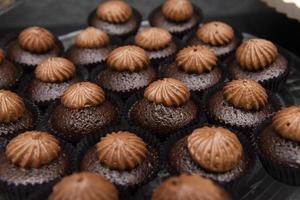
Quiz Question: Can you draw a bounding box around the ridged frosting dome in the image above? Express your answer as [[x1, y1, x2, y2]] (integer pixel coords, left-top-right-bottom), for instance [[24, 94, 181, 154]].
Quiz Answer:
[[144, 78, 190, 106], [176, 46, 217, 74], [35, 57, 76, 83], [96, 0, 133, 23], [187, 126, 243, 173], [96, 131, 148, 171], [5, 131, 60, 169], [49, 172, 119, 200], [196, 21, 235, 46], [152, 174, 229, 200], [135, 27, 172, 50], [0, 49, 4, 64], [162, 0, 194, 22], [18, 26, 56, 54], [0, 90, 26, 123], [61, 82, 105, 109], [223, 79, 268, 111], [272, 106, 300, 142], [107, 45, 149, 72], [75, 27, 110, 48], [236, 38, 278, 71]]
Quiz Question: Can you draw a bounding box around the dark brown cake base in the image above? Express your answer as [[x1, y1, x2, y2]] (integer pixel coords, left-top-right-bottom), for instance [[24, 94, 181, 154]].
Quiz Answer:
[[164, 63, 223, 93], [0, 60, 23, 90], [129, 98, 198, 135], [80, 146, 159, 189], [49, 101, 118, 143]]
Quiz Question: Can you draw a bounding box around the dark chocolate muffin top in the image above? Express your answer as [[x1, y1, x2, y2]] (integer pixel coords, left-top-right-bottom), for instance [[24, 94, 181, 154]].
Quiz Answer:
[[236, 38, 278, 71], [187, 126, 243, 173], [161, 0, 194, 22], [0, 90, 26, 123], [35, 57, 76, 83], [152, 174, 230, 200], [5, 131, 60, 169], [49, 172, 119, 200], [196, 21, 235, 46], [75, 27, 110, 49]]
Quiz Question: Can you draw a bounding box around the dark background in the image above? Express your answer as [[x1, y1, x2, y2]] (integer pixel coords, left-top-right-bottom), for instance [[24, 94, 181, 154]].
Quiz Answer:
[[0, 0, 300, 56]]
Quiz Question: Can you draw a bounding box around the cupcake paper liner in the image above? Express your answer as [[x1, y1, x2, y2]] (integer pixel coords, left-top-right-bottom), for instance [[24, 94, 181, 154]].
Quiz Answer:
[[124, 90, 206, 141], [202, 82, 284, 137], [75, 124, 161, 197], [42, 93, 124, 145], [0, 137, 75, 200], [1, 62, 24, 92]]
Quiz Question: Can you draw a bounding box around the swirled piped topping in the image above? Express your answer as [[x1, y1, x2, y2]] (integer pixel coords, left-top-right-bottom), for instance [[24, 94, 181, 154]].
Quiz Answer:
[[223, 80, 268, 111], [0, 90, 25, 123], [61, 82, 105, 109], [176, 46, 217, 74], [5, 131, 60, 169], [107, 45, 149, 72], [152, 174, 229, 200], [18, 26, 56, 54], [96, 131, 148, 171], [135, 27, 172, 50], [49, 172, 119, 200], [196, 21, 235, 46], [187, 126, 243, 173], [35, 57, 76, 83], [96, 0, 133, 23], [75, 27, 110, 48], [236, 39, 278, 71], [162, 0, 194, 22], [0, 49, 5, 64], [144, 78, 190, 106], [272, 106, 300, 142]]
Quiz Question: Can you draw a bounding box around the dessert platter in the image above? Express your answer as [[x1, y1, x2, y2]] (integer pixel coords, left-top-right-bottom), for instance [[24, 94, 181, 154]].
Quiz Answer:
[[0, 0, 300, 199]]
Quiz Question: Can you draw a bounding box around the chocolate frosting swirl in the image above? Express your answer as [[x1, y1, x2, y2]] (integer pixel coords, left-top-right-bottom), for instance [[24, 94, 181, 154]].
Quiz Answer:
[[0, 90, 25, 123], [223, 79, 268, 111], [187, 126, 243, 173], [35, 57, 76, 83], [96, 131, 148, 171], [61, 82, 105, 109], [236, 39, 278, 71], [196, 21, 235, 46], [152, 174, 229, 200], [75, 27, 110, 48], [144, 78, 190, 106], [0, 49, 4, 64], [49, 172, 119, 200], [176, 46, 217, 74], [96, 0, 133, 23], [18, 26, 56, 54], [5, 131, 60, 169], [107, 45, 149, 72], [272, 106, 300, 142], [162, 0, 194, 22], [135, 27, 172, 50]]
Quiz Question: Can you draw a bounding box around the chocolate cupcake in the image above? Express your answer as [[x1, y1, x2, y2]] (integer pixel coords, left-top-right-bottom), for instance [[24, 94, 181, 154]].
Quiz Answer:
[[48, 172, 119, 200], [164, 45, 224, 95], [47, 82, 119, 143], [151, 174, 231, 200], [168, 126, 253, 186], [205, 80, 279, 133], [256, 106, 300, 185], [6, 26, 63, 71], [94, 45, 156, 100], [128, 78, 199, 136], [228, 38, 289, 91], [134, 27, 179, 66], [88, 0, 142, 40], [79, 130, 159, 190], [24, 57, 81, 108], [66, 27, 116, 71], [149, 0, 202, 39], [0, 49, 23, 90], [0, 131, 70, 200], [188, 21, 242, 60], [0, 90, 39, 139]]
